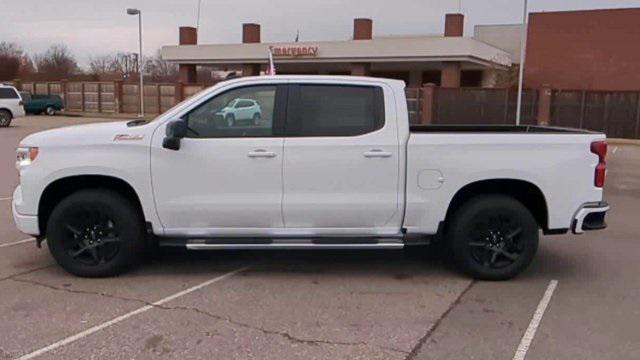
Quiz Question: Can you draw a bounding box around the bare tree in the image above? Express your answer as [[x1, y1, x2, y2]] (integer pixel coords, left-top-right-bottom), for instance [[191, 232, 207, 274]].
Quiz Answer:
[[0, 42, 32, 80], [34, 44, 78, 78], [144, 50, 178, 82], [88, 55, 112, 75]]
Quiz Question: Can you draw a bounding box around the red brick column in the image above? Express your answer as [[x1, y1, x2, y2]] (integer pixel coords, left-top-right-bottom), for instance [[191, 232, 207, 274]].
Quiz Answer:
[[441, 13, 464, 88], [351, 63, 371, 76], [178, 26, 198, 83], [353, 18, 372, 40], [241, 23, 261, 76], [421, 83, 437, 125], [537, 85, 552, 126]]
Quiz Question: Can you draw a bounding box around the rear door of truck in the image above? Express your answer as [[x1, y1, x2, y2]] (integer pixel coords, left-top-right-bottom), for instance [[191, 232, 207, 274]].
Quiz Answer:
[[281, 81, 402, 232]]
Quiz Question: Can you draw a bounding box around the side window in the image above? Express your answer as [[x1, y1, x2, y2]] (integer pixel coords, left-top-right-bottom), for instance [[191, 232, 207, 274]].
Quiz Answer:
[[0, 88, 19, 99], [287, 84, 385, 136], [185, 85, 277, 138]]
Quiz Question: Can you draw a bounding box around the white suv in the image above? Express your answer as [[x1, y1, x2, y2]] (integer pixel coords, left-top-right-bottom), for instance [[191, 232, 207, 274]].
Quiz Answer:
[[0, 84, 25, 127], [215, 98, 262, 126]]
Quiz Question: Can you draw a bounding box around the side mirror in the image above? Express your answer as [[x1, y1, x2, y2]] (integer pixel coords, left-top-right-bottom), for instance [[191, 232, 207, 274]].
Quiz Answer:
[[162, 119, 187, 150]]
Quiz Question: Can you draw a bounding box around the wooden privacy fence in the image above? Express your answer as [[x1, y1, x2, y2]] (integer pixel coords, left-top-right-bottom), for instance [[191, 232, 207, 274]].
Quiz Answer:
[[14, 80, 208, 114], [413, 85, 640, 139], [12, 80, 640, 139]]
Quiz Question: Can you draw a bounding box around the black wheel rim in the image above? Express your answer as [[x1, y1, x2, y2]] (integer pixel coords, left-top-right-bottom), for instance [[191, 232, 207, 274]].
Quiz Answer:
[[62, 209, 121, 266], [467, 212, 524, 269]]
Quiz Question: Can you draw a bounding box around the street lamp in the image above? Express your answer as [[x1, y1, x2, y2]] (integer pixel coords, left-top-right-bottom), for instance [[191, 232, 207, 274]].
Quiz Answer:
[[515, 0, 528, 126], [126, 8, 144, 117]]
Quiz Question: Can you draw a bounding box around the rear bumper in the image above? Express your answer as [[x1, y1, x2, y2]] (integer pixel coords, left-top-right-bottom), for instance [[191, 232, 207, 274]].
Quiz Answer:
[[572, 201, 609, 234]]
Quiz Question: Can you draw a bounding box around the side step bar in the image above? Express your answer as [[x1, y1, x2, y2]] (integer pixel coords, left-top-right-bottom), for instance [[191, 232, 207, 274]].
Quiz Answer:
[[186, 241, 405, 250], [158, 236, 425, 250]]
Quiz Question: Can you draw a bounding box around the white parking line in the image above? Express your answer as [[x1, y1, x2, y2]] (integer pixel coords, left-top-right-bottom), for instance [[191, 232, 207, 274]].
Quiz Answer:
[[0, 197, 12, 201], [612, 146, 619, 155], [0, 238, 35, 248], [513, 280, 559, 360], [17, 265, 250, 360]]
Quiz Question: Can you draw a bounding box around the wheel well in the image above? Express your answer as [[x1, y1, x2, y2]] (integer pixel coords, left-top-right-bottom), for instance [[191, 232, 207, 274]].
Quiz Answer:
[[38, 175, 144, 236], [445, 179, 549, 230], [0, 108, 13, 117]]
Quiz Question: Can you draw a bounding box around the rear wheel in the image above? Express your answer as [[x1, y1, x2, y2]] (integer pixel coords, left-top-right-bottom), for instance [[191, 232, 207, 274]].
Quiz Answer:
[[0, 110, 11, 127], [46, 189, 144, 277], [447, 195, 539, 280], [252, 112, 261, 125]]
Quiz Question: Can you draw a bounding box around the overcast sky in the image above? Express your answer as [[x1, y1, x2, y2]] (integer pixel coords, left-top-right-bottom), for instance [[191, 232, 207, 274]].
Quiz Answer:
[[1, 0, 639, 67]]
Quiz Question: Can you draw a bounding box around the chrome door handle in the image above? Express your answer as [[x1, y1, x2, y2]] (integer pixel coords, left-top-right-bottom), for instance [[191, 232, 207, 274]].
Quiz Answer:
[[248, 149, 277, 158], [363, 149, 392, 158]]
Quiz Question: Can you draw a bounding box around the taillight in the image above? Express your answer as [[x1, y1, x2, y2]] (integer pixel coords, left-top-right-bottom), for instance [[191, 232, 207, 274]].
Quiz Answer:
[[590, 141, 607, 188], [19, 100, 23, 106]]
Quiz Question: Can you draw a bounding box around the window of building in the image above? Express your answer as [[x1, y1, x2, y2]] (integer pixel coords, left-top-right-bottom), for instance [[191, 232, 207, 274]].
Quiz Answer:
[[286, 84, 385, 137], [0, 88, 19, 99], [185, 85, 277, 138]]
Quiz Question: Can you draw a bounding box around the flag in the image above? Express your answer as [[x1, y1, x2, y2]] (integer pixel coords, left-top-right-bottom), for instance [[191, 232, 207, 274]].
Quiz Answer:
[[295, 29, 300, 42], [266, 48, 276, 75]]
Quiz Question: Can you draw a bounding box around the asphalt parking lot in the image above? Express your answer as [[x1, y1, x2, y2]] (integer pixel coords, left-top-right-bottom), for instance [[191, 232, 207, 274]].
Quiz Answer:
[[1, 115, 639, 359]]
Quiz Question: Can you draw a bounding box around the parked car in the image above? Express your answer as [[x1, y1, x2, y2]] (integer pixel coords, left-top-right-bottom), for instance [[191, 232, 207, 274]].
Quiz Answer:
[[20, 92, 64, 115], [12, 76, 609, 279], [0, 84, 25, 127], [215, 98, 262, 126]]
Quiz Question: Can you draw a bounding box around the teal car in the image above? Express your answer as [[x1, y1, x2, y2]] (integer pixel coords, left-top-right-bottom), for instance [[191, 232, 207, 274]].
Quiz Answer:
[[20, 92, 64, 115]]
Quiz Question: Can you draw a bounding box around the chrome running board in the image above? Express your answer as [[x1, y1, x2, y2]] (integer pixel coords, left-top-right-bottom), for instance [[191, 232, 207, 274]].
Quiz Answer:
[[183, 238, 405, 250]]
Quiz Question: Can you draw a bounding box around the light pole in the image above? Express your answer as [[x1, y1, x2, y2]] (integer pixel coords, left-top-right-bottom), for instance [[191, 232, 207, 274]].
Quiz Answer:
[[515, 0, 528, 126], [127, 8, 144, 117]]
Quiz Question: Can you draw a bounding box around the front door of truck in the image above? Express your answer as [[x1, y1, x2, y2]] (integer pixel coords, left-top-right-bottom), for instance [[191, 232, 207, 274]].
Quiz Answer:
[[150, 84, 287, 236]]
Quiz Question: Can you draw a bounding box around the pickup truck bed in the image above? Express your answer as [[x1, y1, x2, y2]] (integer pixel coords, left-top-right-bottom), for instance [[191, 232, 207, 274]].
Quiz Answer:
[[410, 124, 597, 133]]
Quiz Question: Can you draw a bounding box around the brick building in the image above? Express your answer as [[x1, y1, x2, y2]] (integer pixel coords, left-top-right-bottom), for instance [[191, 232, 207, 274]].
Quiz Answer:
[[161, 14, 512, 88]]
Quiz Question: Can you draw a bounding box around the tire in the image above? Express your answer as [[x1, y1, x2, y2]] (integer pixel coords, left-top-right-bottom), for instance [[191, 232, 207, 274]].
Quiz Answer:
[[225, 114, 235, 127], [0, 110, 11, 127], [45, 106, 56, 116], [252, 112, 261, 125], [46, 189, 145, 277], [447, 195, 539, 280]]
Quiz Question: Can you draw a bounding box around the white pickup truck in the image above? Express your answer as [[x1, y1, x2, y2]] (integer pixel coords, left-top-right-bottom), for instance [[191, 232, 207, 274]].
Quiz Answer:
[[12, 76, 609, 280]]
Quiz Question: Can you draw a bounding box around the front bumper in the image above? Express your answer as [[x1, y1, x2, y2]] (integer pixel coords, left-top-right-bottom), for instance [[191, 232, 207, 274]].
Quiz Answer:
[[572, 201, 609, 234], [12, 186, 40, 236]]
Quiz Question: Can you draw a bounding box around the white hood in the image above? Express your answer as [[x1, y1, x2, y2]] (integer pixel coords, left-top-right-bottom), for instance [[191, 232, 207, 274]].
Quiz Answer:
[[19, 121, 154, 147]]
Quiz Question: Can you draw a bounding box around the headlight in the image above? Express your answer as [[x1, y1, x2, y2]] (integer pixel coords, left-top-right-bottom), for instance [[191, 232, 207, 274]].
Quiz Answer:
[[16, 147, 39, 169]]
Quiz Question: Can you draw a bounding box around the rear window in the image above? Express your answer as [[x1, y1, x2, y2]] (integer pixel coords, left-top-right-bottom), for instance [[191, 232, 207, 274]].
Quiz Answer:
[[286, 84, 385, 137], [0, 88, 19, 99]]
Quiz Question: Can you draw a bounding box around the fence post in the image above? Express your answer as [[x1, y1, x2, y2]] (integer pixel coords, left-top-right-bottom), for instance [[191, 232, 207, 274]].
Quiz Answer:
[[80, 82, 85, 112], [156, 84, 162, 114], [46, 82, 51, 96], [114, 80, 123, 113], [603, 93, 610, 134], [579, 90, 587, 129], [60, 79, 68, 105], [635, 92, 640, 139], [503, 88, 510, 124], [97, 83, 102, 113], [536, 85, 552, 126], [421, 83, 437, 125], [175, 82, 185, 104]]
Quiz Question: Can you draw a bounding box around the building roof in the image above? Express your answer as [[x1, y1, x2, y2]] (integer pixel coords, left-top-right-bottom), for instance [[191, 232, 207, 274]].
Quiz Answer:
[[161, 35, 512, 68]]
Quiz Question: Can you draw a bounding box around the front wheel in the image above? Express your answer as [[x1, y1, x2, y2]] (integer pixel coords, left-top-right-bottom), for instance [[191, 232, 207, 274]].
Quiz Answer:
[[0, 110, 11, 127], [45, 106, 56, 116], [447, 195, 539, 280], [46, 189, 145, 277]]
